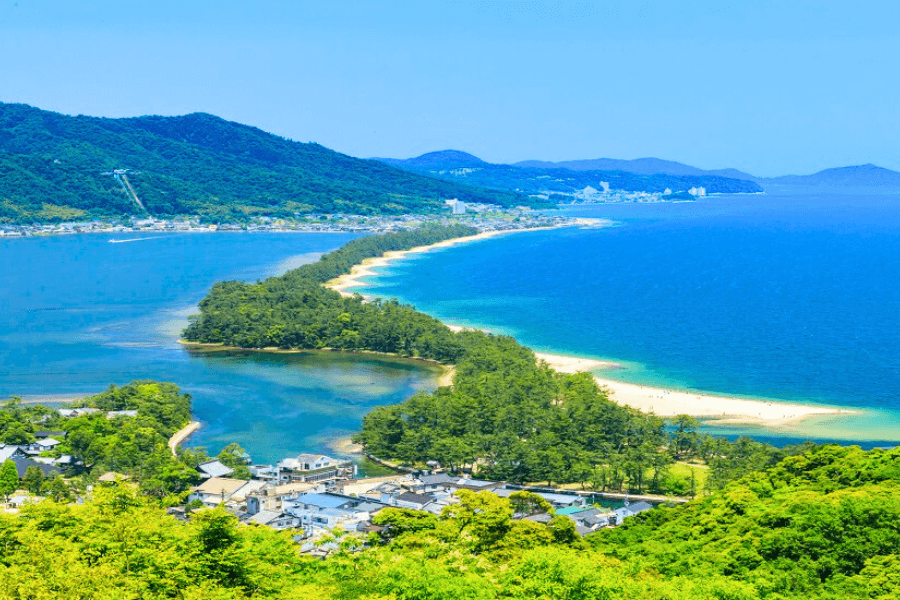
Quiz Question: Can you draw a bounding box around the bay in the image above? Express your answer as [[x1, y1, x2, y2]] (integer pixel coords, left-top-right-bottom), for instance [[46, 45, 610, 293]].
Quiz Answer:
[[0, 232, 442, 464]]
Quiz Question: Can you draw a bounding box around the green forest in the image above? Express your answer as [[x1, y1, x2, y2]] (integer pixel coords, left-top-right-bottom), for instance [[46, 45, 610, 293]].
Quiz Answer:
[[0, 381, 234, 500], [1, 445, 898, 599], [0, 102, 532, 224]]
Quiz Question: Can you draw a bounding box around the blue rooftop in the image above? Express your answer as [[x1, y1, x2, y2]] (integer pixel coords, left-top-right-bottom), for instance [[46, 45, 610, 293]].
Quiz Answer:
[[294, 493, 349, 509]]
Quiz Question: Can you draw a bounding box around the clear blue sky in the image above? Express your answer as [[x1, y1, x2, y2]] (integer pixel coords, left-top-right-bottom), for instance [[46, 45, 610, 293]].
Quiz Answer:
[[2, 1, 897, 176]]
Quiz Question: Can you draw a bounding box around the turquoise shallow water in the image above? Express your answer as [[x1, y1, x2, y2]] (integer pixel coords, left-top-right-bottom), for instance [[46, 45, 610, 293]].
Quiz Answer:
[[0, 232, 442, 464], [354, 188, 900, 446]]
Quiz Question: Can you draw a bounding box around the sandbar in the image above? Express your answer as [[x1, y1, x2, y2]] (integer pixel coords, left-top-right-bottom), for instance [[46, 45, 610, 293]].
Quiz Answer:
[[534, 352, 857, 427], [325, 219, 609, 297]]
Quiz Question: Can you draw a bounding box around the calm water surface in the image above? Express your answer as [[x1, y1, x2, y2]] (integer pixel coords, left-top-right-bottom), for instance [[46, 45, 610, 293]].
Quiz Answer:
[[0, 232, 442, 464]]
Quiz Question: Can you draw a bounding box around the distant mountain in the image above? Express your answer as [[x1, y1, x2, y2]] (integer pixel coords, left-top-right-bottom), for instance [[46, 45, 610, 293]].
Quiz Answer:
[[375, 151, 763, 197], [375, 150, 487, 169], [515, 157, 759, 181], [0, 103, 527, 223], [763, 164, 900, 187]]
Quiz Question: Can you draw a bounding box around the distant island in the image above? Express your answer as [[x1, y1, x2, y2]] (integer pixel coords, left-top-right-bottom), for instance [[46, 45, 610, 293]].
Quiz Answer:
[[761, 163, 900, 187]]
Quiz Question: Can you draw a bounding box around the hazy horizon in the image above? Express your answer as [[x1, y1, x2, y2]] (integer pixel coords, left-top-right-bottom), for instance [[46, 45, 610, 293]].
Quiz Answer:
[[2, 1, 897, 177]]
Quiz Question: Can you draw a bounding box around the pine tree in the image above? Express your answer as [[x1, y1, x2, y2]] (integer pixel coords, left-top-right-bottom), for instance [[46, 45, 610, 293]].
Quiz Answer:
[[0, 459, 20, 501]]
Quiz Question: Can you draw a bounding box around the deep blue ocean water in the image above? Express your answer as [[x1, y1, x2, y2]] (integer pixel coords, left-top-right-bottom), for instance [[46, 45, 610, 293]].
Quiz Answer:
[[357, 188, 900, 445], [0, 232, 442, 464]]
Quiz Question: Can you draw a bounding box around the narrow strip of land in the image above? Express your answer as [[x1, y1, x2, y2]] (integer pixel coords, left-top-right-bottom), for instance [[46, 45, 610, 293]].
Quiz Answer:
[[326, 219, 608, 297], [321, 224, 858, 429], [168, 420, 201, 456], [534, 352, 856, 426]]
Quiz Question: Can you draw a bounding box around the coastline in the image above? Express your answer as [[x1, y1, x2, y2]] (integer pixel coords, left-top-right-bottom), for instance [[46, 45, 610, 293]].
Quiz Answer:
[[325, 219, 608, 297], [320, 227, 861, 430], [532, 352, 857, 427], [168, 420, 201, 456], [179, 341, 452, 380]]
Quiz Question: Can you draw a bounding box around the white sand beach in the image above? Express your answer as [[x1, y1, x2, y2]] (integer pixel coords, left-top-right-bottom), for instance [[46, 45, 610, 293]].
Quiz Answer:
[[534, 352, 856, 426]]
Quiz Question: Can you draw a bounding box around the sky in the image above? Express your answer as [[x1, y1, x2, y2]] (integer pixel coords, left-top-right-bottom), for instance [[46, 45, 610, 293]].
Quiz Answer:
[[1, 1, 898, 176]]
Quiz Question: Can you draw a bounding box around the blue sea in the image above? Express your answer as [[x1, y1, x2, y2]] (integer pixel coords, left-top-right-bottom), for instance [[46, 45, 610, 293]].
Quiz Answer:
[[356, 187, 900, 446]]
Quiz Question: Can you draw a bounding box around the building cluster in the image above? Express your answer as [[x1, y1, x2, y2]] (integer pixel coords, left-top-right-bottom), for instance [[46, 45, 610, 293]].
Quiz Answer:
[[0, 406, 146, 482], [1, 210, 568, 238], [543, 184, 711, 205], [0, 430, 70, 479], [179, 454, 655, 544]]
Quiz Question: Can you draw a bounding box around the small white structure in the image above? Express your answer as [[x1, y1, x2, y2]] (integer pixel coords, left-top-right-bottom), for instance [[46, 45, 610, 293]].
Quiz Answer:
[[444, 198, 467, 214], [196, 460, 234, 479]]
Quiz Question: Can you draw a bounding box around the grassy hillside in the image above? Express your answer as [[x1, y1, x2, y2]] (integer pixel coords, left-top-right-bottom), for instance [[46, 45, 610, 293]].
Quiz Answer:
[[0, 103, 529, 223]]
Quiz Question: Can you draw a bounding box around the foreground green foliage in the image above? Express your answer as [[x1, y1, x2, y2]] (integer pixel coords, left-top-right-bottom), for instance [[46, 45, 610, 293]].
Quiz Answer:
[[589, 444, 900, 599], [4, 446, 897, 599], [0, 102, 530, 223]]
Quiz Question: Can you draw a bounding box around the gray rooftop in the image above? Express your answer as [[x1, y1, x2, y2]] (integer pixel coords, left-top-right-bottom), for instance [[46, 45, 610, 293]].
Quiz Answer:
[[247, 510, 284, 526], [418, 473, 457, 485], [396, 491, 434, 506]]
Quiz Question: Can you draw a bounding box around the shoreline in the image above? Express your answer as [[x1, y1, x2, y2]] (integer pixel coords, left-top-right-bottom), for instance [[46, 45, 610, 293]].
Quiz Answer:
[[168, 421, 201, 456], [179, 340, 453, 379], [325, 219, 609, 297], [318, 225, 861, 430], [531, 352, 858, 427]]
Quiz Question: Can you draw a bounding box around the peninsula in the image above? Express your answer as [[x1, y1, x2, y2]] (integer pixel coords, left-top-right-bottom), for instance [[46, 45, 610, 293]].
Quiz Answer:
[[320, 227, 854, 429]]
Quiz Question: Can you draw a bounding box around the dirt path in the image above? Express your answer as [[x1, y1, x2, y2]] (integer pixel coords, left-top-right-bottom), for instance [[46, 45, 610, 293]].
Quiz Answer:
[[168, 421, 200, 456]]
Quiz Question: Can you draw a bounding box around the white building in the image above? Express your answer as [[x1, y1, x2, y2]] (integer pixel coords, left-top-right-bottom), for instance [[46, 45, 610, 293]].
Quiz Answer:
[[444, 198, 467, 215]]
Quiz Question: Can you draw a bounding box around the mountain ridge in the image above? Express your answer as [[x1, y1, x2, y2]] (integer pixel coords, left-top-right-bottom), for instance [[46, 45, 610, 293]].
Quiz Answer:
[[0, 103, 528, 223], [515, 156, 759, 181], [374, 150, 764, 196], [761, 163, 900, 187]]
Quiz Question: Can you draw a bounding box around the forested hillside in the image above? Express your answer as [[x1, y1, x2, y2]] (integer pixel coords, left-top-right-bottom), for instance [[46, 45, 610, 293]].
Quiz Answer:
[[0, 103, 528, 223], [590, 444, 900, 598]]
